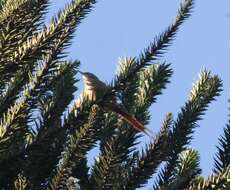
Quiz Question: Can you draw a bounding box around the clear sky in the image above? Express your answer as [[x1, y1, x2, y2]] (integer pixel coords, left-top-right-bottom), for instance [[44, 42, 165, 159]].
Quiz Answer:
[[49, 0, 230, 189]]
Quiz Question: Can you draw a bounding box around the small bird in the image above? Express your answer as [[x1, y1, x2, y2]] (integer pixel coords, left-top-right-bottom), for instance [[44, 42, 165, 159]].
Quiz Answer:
[[76, 71, 153, 137]]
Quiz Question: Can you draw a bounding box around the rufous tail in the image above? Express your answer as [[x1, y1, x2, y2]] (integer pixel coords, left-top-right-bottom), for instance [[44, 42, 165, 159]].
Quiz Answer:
[[104, 103, 154, 137]]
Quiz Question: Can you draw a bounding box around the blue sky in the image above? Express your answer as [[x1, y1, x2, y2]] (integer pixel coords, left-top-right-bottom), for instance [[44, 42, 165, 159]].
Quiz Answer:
[[49, 0, 230, 189]]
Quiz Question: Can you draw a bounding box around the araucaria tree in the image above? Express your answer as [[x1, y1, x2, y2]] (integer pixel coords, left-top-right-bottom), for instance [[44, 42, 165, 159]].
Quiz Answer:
[[0, 0, 229, 189]]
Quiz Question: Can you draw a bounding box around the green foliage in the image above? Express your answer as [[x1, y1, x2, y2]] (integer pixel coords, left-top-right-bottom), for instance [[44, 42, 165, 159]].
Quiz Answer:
[[110, 0, 194, 95], [214, 103, 230, 174], [123, 113, 173, 190], [0, 0, 49, 89], [188, 167, 230, 190], [163, 149, 201, 190], [0, 0, 229, 190], [48, 105, 103, 190], [152, 70, 222, 190]]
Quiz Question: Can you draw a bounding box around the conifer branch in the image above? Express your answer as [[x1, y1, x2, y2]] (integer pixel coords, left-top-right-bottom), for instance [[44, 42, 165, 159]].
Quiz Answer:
[[0, 15, 80, 116], [123, 113, 173, 190], [153, 70, 222, 189], [19, 62, 78, 188], [48, 105, 102, 190], [154, 149, 201, 190], [116, 57, 140, 110], [91, 132, 132, 190], [0, 11, 80, 112], [0, 71, 26, 116], [0, 61, 78, 163], [0, 0, 28, 22], [0, 0, 49, 90], [135, 63, 173, 121], [110, 0, 193, 94], [71, 157, 91, 190], [119, 63, 172, 156], [0, 63, 77, 189], [104, 58, 142, 148], [37, 62, 78, 129], [214, 103, 230, 174], [187, 166, 230, 190], [118, 62, 172, 136], [138, 0, 194, 65], [0, 0, 96, 90], [0, 0, 42, 23]]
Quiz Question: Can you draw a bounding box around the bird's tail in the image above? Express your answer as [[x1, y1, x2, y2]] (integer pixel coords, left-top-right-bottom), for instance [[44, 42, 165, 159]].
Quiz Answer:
[[104, 103, 154, 137]]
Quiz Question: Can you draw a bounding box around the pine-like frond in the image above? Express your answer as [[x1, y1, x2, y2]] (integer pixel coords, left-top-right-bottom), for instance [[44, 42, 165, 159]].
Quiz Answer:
[[123, 113, 173, 190], [71, 157, 91, 190], [138, 0, 194, 65], [0, 61, 79, 189], [153, 70, 222, 189], [0, 0, 96, 92], [214, 102, 230, 174], [0, 90, 31, 161], [48, 105, 102, 190], [135, 63, 173, 122], [0, 25, 80, 117], [18, 62, 79, 189], [157, 149, 201, 190], [90, 131, 133, 190], [0, 0, 46, 24], [187, 166, 230, 190], [0, 71, 27, 116], [0, 0, 49, 90], [120, 63, 172, 163], [0, 1, 86, 115], [37, 61, 78, 127], [116, 57, 140, 110], [110, 0, 193, 94], [0, 60, 78, 164]]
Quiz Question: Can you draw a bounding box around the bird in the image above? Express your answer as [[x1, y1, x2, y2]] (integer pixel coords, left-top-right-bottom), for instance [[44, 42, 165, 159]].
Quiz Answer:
[[76, 71, 154, 137]]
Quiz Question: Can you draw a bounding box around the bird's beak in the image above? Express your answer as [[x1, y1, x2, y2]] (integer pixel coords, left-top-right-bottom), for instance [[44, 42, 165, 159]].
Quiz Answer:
[[78, 70, 84, 75]]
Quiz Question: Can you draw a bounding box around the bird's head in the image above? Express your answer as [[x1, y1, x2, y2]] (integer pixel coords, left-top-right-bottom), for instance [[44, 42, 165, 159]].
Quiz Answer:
[[78, 71, 100, 84]]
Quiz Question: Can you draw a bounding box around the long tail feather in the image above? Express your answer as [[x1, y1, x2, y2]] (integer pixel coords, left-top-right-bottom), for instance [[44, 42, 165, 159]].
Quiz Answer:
[[104, 103, 154, 137]]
